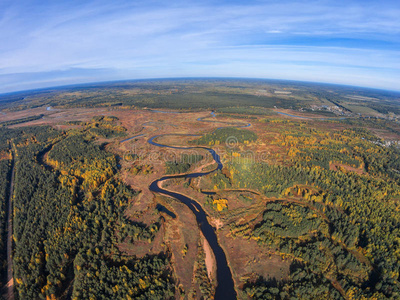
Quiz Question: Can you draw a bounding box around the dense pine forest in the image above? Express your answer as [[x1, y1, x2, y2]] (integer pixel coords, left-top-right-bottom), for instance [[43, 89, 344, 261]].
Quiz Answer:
[[0, 129, 12, 290], [218, 125, 400, 299], [0, 126, 174, 299], [165, 154, 204, 174]]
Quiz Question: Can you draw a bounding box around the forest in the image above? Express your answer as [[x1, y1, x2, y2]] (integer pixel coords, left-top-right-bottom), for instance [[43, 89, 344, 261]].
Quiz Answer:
[[0, 160, 8, 275], [1, 126, 174, 299], [66, 115, 127, 139], [0, 128, 12, 290], [220, 124, 400, 299], [165, 154, 203, 174], [0, 114, 44, 127]]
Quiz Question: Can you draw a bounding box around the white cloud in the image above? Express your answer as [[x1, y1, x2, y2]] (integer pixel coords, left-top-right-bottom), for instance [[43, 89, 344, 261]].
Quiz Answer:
[[0, 0, 399, 92]]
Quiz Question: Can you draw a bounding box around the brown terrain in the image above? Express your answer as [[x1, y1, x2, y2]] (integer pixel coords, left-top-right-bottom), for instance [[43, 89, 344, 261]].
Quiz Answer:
[[2, 105, 400, 299]]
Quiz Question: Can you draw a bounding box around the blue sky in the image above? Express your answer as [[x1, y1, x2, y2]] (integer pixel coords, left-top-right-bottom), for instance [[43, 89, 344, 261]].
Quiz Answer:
[[1, 0, 399, 93]]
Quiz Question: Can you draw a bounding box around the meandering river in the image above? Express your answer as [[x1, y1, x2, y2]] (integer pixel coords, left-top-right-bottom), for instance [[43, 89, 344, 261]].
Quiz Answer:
[[146, 112, 247, 299]]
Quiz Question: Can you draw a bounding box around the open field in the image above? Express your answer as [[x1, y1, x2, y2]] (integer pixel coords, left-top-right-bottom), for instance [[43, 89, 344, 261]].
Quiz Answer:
[[340, 102, 384, 116]]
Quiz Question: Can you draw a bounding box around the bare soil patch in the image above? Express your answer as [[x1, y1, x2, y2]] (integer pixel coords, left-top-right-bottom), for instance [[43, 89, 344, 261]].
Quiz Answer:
[[330, 162, 366, 175], [202, 234, 216, 281], [219, 231, 290, 299]]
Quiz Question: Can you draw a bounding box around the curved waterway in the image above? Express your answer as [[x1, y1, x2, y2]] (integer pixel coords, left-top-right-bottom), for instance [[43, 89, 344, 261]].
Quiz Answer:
[[147, 112, 249, 299]]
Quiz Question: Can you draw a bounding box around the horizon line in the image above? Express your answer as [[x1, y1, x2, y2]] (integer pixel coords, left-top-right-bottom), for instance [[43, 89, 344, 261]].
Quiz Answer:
[[1, 76, 400, 98]]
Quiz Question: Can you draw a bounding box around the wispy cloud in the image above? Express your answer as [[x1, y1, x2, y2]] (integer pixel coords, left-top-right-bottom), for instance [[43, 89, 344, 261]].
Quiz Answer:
[[0, 0, 399, 93]]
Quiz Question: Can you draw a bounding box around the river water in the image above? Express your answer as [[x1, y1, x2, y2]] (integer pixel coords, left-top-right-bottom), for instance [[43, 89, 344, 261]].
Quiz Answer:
[[147, 113, 244, 299]]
